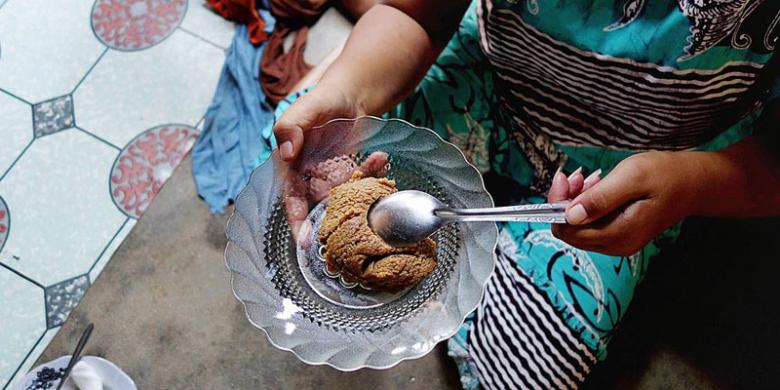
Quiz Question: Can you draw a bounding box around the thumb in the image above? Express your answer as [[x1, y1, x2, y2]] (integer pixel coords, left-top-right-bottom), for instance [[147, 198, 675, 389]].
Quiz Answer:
[[273, 93, 327, 161], [547, 169, 569, 202], [566, 165, 644, 225], [358, 151, 389, 177]]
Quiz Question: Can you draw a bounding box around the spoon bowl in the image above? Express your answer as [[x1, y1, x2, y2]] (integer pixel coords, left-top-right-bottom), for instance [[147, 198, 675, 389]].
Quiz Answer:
[[369, 190, 569, 247], [368, 190, 446, 247]]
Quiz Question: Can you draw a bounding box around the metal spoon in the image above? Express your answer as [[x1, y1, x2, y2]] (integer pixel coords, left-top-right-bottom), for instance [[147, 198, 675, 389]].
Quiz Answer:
[[56, 322, 94, 390], [368, 190, 568, 247]]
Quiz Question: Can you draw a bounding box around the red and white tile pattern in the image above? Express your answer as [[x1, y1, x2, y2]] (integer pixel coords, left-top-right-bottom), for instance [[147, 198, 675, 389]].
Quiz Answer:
[[0, 196, 8, 254], [75, 30, 224, 147], [110, 124, 198, 218], [91, 0, 188, 51], [0, 0, 232, 387]]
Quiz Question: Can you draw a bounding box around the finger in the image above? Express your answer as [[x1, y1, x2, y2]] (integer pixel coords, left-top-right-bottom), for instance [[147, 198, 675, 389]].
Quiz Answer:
[[273, 93, 327, 161], [308, 177, 331, 203], [274, 118, 304, 162], [284, 194, 308, 242], [554, 209, 623, 246], [554, 199, 649, 255], [303, 155, 358, 202], [359, 151, 389, 177], [567, 167, 584, 198], [549, 229, 608, 253], [582, 168, 602, 192], [298, 219, 314, 249], [280, 160, 310, 241], [566, 162, 646, 225], [547, 168, 569, 202]]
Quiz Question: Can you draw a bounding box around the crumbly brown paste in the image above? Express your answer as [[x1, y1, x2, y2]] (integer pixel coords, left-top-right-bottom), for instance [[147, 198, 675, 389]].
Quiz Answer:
[[319, 172, 436, 292]]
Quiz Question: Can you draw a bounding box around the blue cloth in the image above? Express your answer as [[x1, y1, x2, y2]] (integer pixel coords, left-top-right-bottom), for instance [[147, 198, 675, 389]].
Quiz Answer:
[[192, 8, 277, 213]]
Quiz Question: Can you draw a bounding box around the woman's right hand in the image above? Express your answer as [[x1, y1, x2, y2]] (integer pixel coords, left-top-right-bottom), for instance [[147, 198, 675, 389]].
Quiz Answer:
[[273, 82, 364, 161], [273, 81, 387, 242]]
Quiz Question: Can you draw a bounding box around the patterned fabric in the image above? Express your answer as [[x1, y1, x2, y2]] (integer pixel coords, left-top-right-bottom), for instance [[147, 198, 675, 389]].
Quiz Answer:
[[384, 1, 776, 387], [467, 228, 596, 389], [477, 0, 780, 188], [258, 1, 780, 388]]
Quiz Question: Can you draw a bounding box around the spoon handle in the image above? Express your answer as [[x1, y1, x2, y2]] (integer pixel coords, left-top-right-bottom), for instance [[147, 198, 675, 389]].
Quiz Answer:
[[435, 202, 569, 224], [56, 323, 94, 390]]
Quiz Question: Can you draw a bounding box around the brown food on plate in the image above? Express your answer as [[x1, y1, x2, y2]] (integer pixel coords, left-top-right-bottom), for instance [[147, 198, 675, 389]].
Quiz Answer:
[[319, 171, 437, 292]]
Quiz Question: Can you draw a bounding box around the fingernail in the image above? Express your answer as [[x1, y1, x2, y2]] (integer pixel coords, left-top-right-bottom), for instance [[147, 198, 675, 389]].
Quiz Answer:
[[567, 204, 588, 225], [280, 141, 293, 159], [567, 166, 583, 180], [298, 221, 312, 248], [553, 167, 565, 183], [584, 168, 602, 185]]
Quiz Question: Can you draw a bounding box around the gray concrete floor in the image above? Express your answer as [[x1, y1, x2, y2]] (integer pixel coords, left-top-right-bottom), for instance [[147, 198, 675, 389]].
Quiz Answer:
[[36, 153, 780, 389], [37, 155, 462, 389]]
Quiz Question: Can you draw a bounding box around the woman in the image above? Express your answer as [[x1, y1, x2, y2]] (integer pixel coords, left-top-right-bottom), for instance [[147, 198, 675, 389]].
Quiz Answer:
[[270, 0, 780, 388]]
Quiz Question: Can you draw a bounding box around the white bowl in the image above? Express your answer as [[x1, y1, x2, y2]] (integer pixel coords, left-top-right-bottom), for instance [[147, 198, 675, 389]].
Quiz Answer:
[[16, 355, 135, 390]]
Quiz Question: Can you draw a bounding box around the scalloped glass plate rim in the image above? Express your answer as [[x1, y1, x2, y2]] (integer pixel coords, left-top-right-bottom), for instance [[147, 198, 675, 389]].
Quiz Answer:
[[224, 116, 497, 371]]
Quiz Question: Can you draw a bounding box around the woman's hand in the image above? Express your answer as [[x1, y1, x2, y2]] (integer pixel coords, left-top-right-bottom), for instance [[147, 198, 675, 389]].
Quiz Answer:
[[283, 151, 388, 244], [272, 78, 367, 239], [274, 82, 364, 161], [548, 152, 703, 256]]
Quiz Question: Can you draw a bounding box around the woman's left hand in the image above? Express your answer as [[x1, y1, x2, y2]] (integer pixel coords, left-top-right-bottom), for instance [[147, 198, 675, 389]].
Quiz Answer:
[[547, 152, 703, 256]]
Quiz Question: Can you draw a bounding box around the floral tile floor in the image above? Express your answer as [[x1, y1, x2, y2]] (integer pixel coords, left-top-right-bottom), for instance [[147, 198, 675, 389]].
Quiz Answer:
[[0, 1, 234, 388]]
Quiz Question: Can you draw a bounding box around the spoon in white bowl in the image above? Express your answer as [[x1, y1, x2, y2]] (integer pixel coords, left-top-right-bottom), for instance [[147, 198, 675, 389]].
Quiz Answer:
[[368, 190, 568, 247]]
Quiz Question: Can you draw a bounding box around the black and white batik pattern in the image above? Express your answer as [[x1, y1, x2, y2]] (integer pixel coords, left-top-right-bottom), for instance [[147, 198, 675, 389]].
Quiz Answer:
[[475, 0, 777, 186], [479, 5, 768, 151], [607, 0, 780, 60], [467, 243, 597, 389]]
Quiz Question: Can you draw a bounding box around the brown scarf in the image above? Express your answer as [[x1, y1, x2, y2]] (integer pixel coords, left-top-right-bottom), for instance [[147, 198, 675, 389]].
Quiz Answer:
[[208, 0, 331, 105], [261, 0, 330, 105], [206, 0, 268, 44]]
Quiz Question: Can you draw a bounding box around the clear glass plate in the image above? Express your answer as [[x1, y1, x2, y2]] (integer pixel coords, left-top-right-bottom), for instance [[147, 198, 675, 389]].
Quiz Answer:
[[225, 116, 497, 370]]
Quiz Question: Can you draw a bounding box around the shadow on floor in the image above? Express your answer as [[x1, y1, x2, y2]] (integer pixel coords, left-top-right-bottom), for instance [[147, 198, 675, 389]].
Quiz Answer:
[[583, 217, 780, 389]]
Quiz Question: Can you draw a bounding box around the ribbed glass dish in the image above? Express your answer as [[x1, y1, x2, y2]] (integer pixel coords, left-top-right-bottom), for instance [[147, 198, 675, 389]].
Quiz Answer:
[[225, 117, 496, 370]]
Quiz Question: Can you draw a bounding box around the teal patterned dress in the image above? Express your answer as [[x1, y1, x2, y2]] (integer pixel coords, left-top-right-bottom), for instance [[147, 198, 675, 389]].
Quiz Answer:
[[262, 0, 780, 388]]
